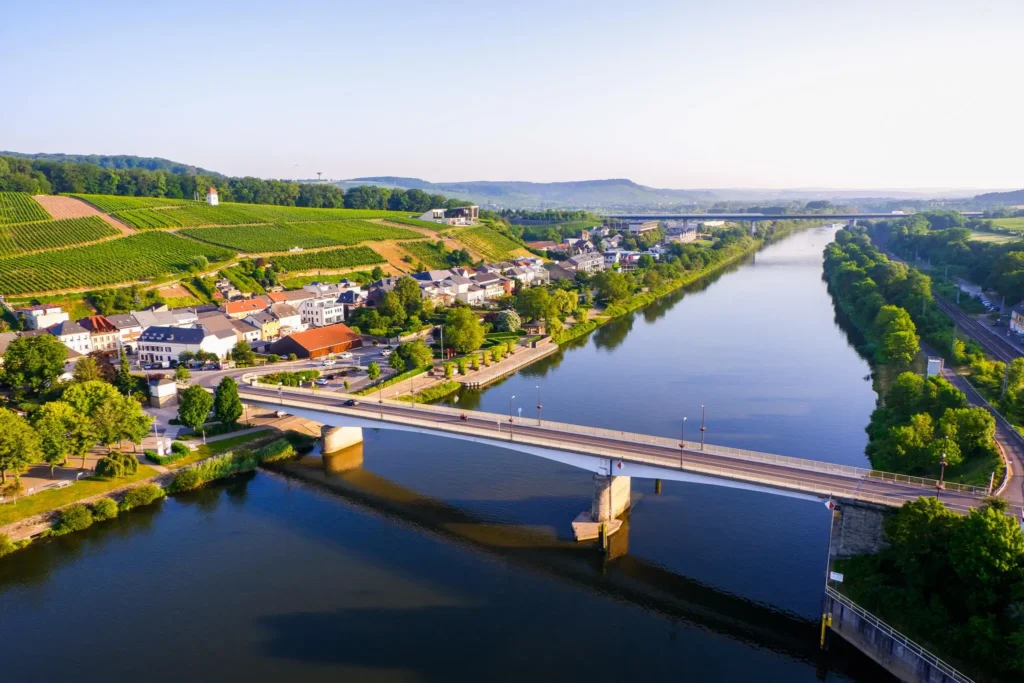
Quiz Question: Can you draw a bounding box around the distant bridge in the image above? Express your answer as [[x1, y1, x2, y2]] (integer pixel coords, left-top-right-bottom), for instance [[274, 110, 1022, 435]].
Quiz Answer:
[[599, 212, 983, 222]]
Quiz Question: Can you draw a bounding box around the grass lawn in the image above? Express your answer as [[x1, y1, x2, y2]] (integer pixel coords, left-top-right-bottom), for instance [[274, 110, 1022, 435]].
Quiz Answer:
[[167, 429, 275, 469], [968, 230, 1015, 243], [992, 217, 1024, 232], [0, 465, 159, 527]]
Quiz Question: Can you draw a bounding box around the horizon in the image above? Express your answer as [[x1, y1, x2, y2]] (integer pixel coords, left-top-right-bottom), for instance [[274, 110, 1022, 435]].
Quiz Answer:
[[3, 1, 1022, 189]]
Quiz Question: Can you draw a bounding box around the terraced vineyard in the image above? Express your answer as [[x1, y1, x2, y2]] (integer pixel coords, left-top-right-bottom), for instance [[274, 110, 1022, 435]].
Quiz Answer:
[[454, 225, 525, 261], [181, 220, 419, 252], [70, 194, 192, 213], [0, 192, 51, 224], [0, 216, 120, 257], [0, 232, 235, 295], [400, 240, 450, 268], [268, 246, 384, 272], [112, 202, 416, 230]]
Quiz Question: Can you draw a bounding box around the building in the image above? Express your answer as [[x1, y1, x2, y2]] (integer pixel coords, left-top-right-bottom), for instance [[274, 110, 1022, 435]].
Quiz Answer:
[[0, 331, 18, 365], [149, 377, 178, 408], [132, 308, 192, 331], [1010, 302, 1024, 335], [302, 280, 361, 298], [627, 220, 659, 234], [231, 318, 262, 343], [268, 323, 362, 359], [207, 186, 219, 206], [267, 289, 315, 307], [78, 315, 120, 354], [223, 295, 272, 320], [18, 304, 68, 330], [137, 325, 235, 365], [47, 320, 91, 355], [334, 291, 367, 318], [526, 240, 558, 251], [105, 313, 143, 352], [245, 310, 280, 341], [300, 296, 346, 328], [268, 303, 304, 336], [547, 263, 577, 281], [565, 251, 605, 274], [417, 206, 479, 227]]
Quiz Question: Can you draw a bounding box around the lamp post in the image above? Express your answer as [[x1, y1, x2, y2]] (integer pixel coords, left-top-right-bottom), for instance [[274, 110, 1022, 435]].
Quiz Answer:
[[679, 416, 687, 468], [278, 381, 283, 404], [938, 456, 948, 493], [700, 404, 706, 451], [536, 385, 542, 425], [509, 395, 515, 440]]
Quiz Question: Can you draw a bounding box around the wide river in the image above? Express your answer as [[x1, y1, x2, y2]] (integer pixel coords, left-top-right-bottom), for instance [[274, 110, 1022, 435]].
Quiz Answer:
[[0, 226, 892, 682]]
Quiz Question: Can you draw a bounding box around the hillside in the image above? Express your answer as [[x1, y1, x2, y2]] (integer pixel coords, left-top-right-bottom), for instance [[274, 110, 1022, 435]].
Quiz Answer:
[[0, 151, 222, 177], [974, 188, 1024, 205]]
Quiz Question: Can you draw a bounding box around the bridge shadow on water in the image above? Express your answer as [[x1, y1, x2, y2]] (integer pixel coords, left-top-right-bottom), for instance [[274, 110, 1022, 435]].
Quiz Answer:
[[256, 450, 887, 681]]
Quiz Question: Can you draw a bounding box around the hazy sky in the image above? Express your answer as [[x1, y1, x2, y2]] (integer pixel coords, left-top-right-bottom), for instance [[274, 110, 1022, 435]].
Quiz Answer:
[[3, 0, 1022, 189]]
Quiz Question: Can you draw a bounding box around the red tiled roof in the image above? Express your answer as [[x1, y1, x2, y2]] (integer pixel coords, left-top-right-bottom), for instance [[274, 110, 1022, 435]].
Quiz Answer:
[[78, 315, 117, 334], [223, 296, 271, 315], [285, 323, 360, 352]]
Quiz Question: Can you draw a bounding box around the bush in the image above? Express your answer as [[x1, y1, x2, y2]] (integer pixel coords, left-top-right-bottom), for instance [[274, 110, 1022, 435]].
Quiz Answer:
[[171, 441, 190, 455], [143, 449, 158, 460], [0, 533, 16, 557], [55, 504, 94, 534], [91, 498, 119, 521], [288, 353, 298, 361], [94, 451, 139, 478], [168, 468, 202, 493], [119, 484, 165, 511], [268, 354, 279, 364]]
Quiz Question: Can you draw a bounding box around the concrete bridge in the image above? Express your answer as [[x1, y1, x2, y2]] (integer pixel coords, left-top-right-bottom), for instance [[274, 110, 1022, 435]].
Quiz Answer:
[[239, 384, 991, 542], [598, 212, 983, 222]]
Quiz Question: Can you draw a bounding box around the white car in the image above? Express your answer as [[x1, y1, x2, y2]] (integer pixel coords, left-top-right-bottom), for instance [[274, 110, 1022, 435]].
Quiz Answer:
[[381, 349, 392, 357], [340, 352, 353, 359], [321, 359, 336, 367]]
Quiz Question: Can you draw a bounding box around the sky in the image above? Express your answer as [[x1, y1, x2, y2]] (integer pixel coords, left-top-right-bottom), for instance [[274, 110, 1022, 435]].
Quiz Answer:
[[2, 0, 1022, 190]]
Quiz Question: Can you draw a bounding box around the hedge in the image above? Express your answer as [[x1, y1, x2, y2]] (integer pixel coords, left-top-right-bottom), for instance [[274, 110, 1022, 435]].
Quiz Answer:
[[167, 439, 296, 493], [119, 484, 165, 512], [396, 381, 461, 404], [355, 365, 431, 396]]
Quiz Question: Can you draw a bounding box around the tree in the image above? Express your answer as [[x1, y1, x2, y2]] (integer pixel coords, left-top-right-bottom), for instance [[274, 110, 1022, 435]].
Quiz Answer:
[[593, 271, 632, 303], [394, 276, 423, 317], [73, 356, 102, 382], [494, 310, 522, 333], [443, 307, 485, 353], [115, 348, 134, 395], [63, 380, 121, 417], [379, 291, 407, 327], [214, 377, 243, 425], [395, 341, 433, 369], [178, 385, 214, 435], [389, 353, 407, 373], [949, 501, 1024, 612], [367, 361, 381, 381], [118, 397, 153, 452], [874, 305, 919, 365], [174, 365, 191, 383], [0, 334, 67, 395], [940, 407, 996, 461], [33, 402, 88, 476], [0, 409, 42, 484], [231, 341, 255, 366]]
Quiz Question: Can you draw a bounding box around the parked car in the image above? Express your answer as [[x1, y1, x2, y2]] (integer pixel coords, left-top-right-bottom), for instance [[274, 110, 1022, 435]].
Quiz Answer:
[[322, 359, 336, 367], [340, 352, 353, 359], [314, 379, 328, 386], [343, 399, 359, 406], [381, 349, 392, 357]]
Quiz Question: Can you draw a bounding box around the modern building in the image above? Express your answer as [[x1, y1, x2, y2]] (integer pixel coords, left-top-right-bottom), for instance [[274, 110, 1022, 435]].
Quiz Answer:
[[565, 251, 606, 273], [48, 320, 92, 355], [267, 289, 315, 307], [300, 296, 346, 328], [18, 304, 68, 330], [268, 323, 362, 359], [627, 220, 659, 234], [78, 315, 120, 354], [417, 206, 479, 226], [137, 326, 231, 365]]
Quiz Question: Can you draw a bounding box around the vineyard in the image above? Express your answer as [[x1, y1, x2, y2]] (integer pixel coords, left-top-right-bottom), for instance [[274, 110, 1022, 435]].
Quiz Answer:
[[0, 216, 120, 257], [454, 225, 526, 261], [0, 232, 235, 295], [382, 216, 445, 230], [180, 220, 419, 252], [69, 194, 191, 213], [400, 240, 450, 269], [268, 246, 384, 272], [0, 192, 51, 224], [111, 202, 417, 230]]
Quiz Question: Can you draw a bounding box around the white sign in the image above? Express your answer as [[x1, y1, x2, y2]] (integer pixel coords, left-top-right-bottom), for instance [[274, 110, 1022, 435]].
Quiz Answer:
[[830, 572, 844, 583]]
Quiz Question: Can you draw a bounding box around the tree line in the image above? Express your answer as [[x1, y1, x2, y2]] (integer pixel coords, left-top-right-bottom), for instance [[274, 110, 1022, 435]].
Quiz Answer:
[[0, 155, 470, 212]]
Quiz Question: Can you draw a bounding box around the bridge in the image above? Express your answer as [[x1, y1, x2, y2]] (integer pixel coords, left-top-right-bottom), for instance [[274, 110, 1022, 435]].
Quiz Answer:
[[598, 212, 984, 222], [238, 383, 992, 542]]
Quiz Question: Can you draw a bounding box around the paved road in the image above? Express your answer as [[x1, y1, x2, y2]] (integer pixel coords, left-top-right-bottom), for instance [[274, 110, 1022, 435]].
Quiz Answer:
[[238, 384, 989, 513]]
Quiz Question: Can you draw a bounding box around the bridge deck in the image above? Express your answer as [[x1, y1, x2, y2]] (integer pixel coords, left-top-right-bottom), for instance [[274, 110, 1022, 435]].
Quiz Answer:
[[240, 385, 989, 512]]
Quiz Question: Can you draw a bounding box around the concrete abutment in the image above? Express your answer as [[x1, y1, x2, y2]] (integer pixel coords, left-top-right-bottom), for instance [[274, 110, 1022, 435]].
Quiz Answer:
[[322, 426, 364, 454], [572, 474, 631, 542]]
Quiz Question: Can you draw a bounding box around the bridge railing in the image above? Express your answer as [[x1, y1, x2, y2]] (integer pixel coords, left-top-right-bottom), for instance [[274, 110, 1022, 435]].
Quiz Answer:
[[825, 587, 974, 683], [253, 385, 987, 496], [242, 389, 940, 508]]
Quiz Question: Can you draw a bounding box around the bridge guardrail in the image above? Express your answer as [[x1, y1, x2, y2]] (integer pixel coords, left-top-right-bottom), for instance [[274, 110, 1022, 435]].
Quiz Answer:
[[242, 389, 963, 509], [245, 384, 987, 496], [825, 587, 973, 683]]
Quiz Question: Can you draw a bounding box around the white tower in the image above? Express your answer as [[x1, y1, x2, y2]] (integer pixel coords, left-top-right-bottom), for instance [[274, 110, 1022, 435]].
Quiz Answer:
[[206, 186, 219, 206]]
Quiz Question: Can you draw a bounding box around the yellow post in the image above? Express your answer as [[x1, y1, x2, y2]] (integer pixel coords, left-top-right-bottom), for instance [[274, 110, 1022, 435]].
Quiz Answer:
[[819, 613, 828, 649]]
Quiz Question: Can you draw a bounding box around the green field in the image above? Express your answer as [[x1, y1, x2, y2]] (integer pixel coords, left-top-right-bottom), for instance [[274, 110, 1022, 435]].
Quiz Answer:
[[180, 220, 418, 253], [400, 240, 450, 268], [70, 194, 192, 212], [968, 230, 1016, 243], [0, 192, 50, 224], [0, 216, 119, 257], [0, 232, 235, 295], [992, 218, 1024, 232], [268, 246, 384, 272], [454, 225, 524, 261], [383, 216, 445, 230]]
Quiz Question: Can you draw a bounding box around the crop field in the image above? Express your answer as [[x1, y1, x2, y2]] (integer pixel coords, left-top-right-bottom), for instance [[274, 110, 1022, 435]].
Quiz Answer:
[[992, 218, 1024, 233], [382, 216, 445, 230], [454, 226, 525, 261], [400, 240, 450, 268], [69, 194, 191, 213], [181, 220, 419, 252], [268, 246, 384, 272], [0, 232, 235, 295], [0, 192, 51, 224], [112, 203, 416, 230], [0, 216, 119, 257]]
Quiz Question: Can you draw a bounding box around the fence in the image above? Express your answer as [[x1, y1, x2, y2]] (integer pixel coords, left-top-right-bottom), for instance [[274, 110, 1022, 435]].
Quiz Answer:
[[826, 587, 973, 683]]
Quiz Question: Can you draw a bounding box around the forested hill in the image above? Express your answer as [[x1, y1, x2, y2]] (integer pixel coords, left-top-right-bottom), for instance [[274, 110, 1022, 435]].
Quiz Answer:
[[0, 151, 222, 177], [340, 176, 716, 209], [974, 188, 1024, 205]]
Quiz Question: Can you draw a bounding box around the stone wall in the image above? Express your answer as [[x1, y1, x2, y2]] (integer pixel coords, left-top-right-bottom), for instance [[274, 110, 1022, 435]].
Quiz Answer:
[[831, 501, 889, 559]]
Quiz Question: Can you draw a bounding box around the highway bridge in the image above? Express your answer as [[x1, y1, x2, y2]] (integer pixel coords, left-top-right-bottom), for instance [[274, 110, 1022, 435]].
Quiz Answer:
[[238, 384, 992, 533], [598, 212, 983, 222]]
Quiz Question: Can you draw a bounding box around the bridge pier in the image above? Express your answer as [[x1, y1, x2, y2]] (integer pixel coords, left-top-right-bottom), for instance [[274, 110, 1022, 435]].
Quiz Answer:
[[572, 474, 631, 541], [830, 500, 889, 559], [321, 426, 364, 454]]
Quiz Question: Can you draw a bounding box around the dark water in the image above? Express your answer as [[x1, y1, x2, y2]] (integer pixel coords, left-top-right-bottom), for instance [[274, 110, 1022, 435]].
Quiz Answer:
[[0, 226, 888, 682]]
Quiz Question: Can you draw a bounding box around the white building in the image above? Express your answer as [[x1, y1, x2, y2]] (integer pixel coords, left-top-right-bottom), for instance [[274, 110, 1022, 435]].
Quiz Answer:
[[269, 303, 304, 336], [137, 325, 232, 365], [566, 251, 606, 273], [105, 314, 143, 352], [48, 320, 92, 355], [300, 296, 346, 328], [207, 186, 219, 206], [627, 220, 659, 234], [19, 304, 69, 330]]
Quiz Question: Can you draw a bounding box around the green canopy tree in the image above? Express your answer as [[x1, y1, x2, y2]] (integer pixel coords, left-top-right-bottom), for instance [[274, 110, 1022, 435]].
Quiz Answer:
[[443, 307, 484, 353], [394, 276, 423, 317], [63, 380, 121, 417], [0, 334, 67, 395], [33, 401, 95, 476], [115, 348, 135, 395], [367, 361, 381, 382], [178, 385, 214, 436], [0, 408, 42, 484], [214, 377, 243, 425], [231, 341, 255, 366]]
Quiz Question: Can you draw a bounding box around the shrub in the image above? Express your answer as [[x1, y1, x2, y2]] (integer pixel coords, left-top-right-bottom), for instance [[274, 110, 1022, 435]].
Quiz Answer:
[[55, 504, 94, 534], [0, 533, 16, 557], [143, 449, 158, 460], [94, 451, 139, 478], [91, 498, 119, 521], [171, 441, 190, 455], [119, 484, 165, 511], [252, 439, 295, 463], [168, 468, 202, 493], [268, 354, 279, 364], [288, 353, 298, 361]]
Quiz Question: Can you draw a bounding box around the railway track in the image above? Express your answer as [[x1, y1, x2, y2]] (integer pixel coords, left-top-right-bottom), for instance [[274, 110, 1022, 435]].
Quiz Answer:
[[934, 295, 1021, 364]]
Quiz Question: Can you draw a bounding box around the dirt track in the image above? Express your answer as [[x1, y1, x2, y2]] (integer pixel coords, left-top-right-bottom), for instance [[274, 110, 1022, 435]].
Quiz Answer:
[[32, 195, 136, 235]]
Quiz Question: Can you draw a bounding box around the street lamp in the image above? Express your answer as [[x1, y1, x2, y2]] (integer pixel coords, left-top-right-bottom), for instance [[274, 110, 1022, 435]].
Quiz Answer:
[[278, 381, 283, 404], [938, 455, 948, 492], [679, 416, 687, 468], [536, 385, 542, 425], [509, 395, 515, 440], [700, 404, 707, 451]]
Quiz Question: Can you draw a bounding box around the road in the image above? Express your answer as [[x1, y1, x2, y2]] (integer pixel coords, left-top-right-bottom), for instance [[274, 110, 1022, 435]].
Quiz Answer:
[[237, 384, 992, 513], [933, 294, 1022, 364], [191, 345, 392, 393]]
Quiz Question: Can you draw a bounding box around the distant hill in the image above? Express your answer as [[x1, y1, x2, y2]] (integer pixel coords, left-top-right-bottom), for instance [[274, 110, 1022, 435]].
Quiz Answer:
[[338, 176, 716, 210], [974, 188, 1024, 205], [0, 151, 223, 177]]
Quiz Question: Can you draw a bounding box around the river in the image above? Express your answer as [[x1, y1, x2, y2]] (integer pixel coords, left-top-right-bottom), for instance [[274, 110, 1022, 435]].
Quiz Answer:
[[0, 226, 890, 682]]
